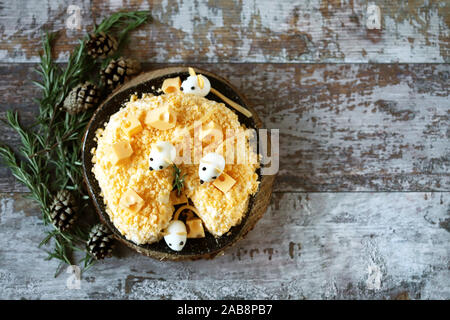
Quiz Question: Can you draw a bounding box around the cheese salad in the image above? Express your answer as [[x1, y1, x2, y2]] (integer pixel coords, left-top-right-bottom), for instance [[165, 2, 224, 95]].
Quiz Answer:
[[91, 92, 260, 245]]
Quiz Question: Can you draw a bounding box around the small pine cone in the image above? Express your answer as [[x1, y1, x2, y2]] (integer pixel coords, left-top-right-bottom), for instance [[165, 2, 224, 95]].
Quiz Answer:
[[63, 82, 101, 115], [86, 32, 118, 59], [49, 190, 78, 232], [100, 57, 141, 91], [87, 224, 115, 260]]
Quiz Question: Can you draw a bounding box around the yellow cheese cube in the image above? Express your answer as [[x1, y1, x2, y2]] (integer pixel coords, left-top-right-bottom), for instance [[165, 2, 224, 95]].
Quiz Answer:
[[161, 77, 181, 94], [123, 116, 143, 137], [186, 218, 205, 238], [111, 141, 133, 164], [170, 191, 188, 205], [145, 104, 177, 130], [213, 172, 236, 194], [199, 121, 222, 143], [119, 189, 145, 213]]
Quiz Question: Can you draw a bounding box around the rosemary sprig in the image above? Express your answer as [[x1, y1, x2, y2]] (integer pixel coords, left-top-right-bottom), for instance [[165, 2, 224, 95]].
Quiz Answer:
[[94, 11, 151, 44], [0, 143, 51, 221], [172, 164, 187, 196], [0, 11, 151, 276]]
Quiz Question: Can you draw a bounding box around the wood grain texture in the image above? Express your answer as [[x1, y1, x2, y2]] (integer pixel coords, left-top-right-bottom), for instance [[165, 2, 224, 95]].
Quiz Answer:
[[0, 0, 449, 301], [0, 192, 448, 299], [0, 0, 448, 63], [1, 63, 448, 192]]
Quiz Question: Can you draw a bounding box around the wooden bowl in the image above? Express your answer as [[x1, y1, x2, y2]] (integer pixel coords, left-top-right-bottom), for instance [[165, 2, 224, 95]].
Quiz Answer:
[[82, 67, 276, 260]]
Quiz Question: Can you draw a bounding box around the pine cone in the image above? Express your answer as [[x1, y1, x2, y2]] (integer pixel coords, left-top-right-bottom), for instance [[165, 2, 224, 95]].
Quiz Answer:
[[49, 190, 78, 232], [86, 32, 118, 59], [87, 224, 115, 260], [63, 82, 101, 115], [100, 57, 141, 91]]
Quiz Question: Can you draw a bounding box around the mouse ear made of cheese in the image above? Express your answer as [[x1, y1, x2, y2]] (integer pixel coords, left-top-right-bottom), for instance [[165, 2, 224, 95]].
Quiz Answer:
[[186, 67, 253, 118], [188, 67, 197, 77]]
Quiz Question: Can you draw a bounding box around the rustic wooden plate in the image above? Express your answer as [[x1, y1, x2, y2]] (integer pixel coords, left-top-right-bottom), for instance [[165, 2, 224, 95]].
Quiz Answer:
[[82, 67, 276, 260]]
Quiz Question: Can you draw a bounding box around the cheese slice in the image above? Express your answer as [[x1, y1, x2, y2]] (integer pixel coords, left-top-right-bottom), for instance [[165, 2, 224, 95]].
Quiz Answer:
[[186, 218, 205, 238], [111, 141, 133, 164], [119, 189, 145, 213], [145, 104, 177, 130], [162, 77, 181, 94], [170, 191, 188, 205], [123, 115, 143, 137], [213, 172, 236, 193]]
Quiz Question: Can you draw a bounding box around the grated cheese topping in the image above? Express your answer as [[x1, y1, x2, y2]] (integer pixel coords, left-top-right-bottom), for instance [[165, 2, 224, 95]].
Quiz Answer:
[[92, 92, 260, 244]]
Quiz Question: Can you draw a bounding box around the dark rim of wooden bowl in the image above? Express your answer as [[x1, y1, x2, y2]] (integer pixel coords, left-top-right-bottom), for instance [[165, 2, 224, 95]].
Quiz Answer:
[[82, 66, 275, 261]]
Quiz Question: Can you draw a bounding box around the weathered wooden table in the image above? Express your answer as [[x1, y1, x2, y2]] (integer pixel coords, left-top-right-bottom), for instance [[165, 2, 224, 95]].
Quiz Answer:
[[0, 1, 448, 300]]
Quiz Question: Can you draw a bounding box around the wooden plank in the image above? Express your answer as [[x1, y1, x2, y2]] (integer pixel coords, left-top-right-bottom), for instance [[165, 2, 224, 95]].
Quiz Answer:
[[0, 0, 448, 63], [0, 192, 448, 299], [0, 63, 448, 192]]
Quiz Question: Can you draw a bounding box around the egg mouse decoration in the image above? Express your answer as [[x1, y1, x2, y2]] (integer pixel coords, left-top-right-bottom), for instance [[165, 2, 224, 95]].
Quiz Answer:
[[181, 67, 211, 97], [149, 141, 176, 171], [163, 220, 187, 251], [182, 67, 253, 118], [199, 152, 225, 184]]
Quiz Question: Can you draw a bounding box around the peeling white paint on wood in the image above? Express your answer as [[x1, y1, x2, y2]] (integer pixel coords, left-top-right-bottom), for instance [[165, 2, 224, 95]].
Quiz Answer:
[[0, 0, 448, 301], [0, 0, 448, 63], [0, 192, 448, 299]]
